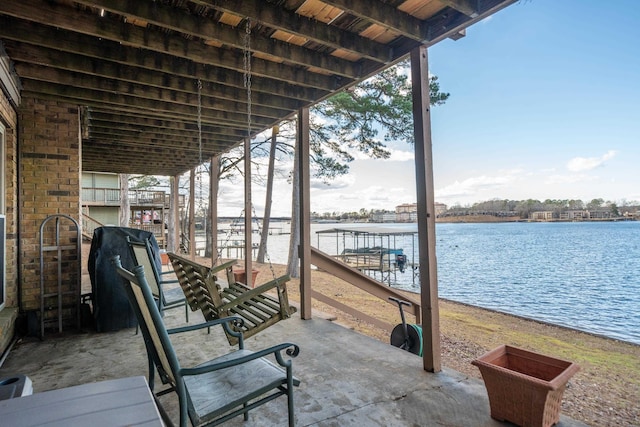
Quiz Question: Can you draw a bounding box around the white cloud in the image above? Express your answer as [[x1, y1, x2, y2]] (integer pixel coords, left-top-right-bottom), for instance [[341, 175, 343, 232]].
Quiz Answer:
[[310, 174, 355, 190], [436, 169, 523, 200], [566, 150, 617, 172], [544, 173, 597, 185], [388, 149, 415, 162], [351, 147, 414, 161]]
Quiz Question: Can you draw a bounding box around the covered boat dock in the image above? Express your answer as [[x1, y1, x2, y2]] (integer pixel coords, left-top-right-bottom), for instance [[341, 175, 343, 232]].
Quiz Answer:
[[316, 225, 420, 286]]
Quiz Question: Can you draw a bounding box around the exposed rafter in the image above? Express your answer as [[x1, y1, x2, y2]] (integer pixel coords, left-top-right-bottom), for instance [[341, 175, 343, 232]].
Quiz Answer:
[[0, 0, 516, 175]]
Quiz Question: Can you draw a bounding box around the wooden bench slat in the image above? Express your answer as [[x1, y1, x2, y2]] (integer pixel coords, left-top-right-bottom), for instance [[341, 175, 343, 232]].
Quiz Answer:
[[167, 252, 296, 345]]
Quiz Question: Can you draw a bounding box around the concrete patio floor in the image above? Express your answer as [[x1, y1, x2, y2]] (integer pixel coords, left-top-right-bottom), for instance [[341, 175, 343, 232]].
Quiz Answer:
[[0, 302, 587, 427]]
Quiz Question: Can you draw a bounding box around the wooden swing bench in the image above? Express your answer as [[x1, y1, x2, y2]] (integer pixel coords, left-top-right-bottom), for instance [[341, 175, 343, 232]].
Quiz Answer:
[[167, 252, 296, 345]]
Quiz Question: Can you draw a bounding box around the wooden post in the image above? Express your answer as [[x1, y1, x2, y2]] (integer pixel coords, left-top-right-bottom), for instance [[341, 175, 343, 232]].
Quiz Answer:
[[244, 137, 253, 285], [210, 156, 219, 266], [169, 174, 180, 253], [298, 108, 312, 319], [411, 45, 441, 372]]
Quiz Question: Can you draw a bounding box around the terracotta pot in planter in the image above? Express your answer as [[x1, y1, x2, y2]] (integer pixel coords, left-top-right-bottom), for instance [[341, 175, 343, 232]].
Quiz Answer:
[[472, 345, 579, 427], [159, 250, 169, 266], [233, 268, 259, 286]]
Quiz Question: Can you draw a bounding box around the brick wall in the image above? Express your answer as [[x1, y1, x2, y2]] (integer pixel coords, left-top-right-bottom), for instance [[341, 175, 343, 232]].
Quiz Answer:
[[18, 96, 81, 317], [0, 88, 18, 308]]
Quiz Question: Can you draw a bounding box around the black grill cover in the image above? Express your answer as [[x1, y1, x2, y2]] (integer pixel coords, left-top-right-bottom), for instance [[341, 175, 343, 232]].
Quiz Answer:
[[88, 227, 161, 332]]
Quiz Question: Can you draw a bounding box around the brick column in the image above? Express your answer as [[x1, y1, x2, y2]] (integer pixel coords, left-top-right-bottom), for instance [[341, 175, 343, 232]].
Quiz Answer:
[[18, 96, 81, 318]]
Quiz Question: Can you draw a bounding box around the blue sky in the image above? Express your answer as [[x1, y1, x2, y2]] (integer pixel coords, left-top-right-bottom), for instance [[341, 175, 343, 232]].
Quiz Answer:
[[217, 0, 640, 217]]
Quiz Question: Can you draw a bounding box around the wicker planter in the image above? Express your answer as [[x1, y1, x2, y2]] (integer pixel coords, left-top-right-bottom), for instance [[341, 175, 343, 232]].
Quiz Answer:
[[472, 345, 579, 427]]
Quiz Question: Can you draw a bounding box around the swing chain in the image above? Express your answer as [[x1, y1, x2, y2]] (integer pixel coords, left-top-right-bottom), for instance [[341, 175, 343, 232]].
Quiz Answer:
[[213, 209, 245, 266], [213, 18, 276, 281], [251, 205, 278, 281], [243, 18, 252, 140], [197, 79, 203, 165]]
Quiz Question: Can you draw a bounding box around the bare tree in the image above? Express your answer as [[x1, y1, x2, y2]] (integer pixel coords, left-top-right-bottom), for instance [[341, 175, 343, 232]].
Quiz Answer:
[[119, 174, 130, 226]]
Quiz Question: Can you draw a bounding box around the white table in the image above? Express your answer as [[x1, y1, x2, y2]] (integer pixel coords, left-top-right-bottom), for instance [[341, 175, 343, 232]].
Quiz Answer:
[[0, 376, 164, 426]]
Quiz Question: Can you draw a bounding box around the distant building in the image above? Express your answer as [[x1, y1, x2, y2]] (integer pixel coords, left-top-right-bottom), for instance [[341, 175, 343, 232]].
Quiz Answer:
[[620, 206, 640, 218], [394, 202, 447, 222], [395, 203, 416, 222], [559, 210, 588, 220], [371, 212, 398, 222], [588, 208, 613, 219], [434, 202, 447, 217], [531, 211, 554, 221], [82, 172, 121, 225]]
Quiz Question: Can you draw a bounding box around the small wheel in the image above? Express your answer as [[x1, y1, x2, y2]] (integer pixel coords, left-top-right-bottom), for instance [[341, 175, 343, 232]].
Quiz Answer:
[[390, 324, 408, 349], [390, 323, 422, 356]]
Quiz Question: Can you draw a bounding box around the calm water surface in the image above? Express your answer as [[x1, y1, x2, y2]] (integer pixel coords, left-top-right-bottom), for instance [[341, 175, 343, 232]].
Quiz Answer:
[[222, 221, 640, 345], [434, 221, 640, 345]]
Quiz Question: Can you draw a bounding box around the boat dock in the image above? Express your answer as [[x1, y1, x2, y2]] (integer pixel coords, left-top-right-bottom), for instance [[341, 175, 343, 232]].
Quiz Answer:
[[316, 225, 419, 286]]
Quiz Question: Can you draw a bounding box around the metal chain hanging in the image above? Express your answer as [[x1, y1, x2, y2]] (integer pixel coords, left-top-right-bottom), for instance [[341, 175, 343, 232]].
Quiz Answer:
[[211, 21, 253, 267], [251, 205, 278, 281], [197, 79, 203, 165], [242, 20, 277, 281], [196, 79, 204, 223], [214, 210, 245, 265], [243, 19, 252, 140]]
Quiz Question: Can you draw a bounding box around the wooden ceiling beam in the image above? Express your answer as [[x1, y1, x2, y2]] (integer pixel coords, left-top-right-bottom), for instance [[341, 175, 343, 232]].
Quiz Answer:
[[85, 137, 227, 154], [321, 0, 425, 43], [439, 0, 480, 18], [422, 0, 515, 43], [82, 147, 195, 175], [87, 126, 240, 147], [0, 17, 329, 106], [0, 10, 345, 92], [71, 0, 365, 79], [21, 80, 277, 128], [374, 0, 516, 77], [85, 138, 221, 159], [15, 62, 294, 120], [85, 137, 229, 155], [0, 16, 330, 102], [199, 0, 392, 63], [88, 114, 249, 140]]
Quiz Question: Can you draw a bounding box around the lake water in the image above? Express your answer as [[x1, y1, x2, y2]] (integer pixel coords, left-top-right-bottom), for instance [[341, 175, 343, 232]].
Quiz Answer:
[[216, 221, 640, 345]]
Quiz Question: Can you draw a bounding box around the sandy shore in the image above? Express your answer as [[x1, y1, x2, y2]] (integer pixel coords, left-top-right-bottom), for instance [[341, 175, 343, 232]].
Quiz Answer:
[[243, 260, 639, 427]]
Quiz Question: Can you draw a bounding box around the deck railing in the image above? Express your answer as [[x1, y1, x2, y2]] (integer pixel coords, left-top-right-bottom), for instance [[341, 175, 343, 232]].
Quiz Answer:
[[81, 213, 104, 240], [82, 188, 120, 205], [82, 188, 185, 207], [310, 247, 422, 332]]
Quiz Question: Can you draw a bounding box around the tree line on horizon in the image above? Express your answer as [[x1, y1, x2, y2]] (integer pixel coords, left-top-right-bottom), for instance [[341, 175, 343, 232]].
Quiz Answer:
[[311, 198, 639, 221], [443, 198, 638, 219]]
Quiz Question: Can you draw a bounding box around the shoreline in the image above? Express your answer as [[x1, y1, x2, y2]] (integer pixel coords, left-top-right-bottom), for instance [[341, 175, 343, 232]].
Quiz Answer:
[[438, 296, 639, 348], [246, 261, 640, 427]]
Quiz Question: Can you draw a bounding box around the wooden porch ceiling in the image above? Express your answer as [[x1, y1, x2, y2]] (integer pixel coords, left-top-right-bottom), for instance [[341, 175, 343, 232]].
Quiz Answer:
[[0, 0, 515, 176]]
